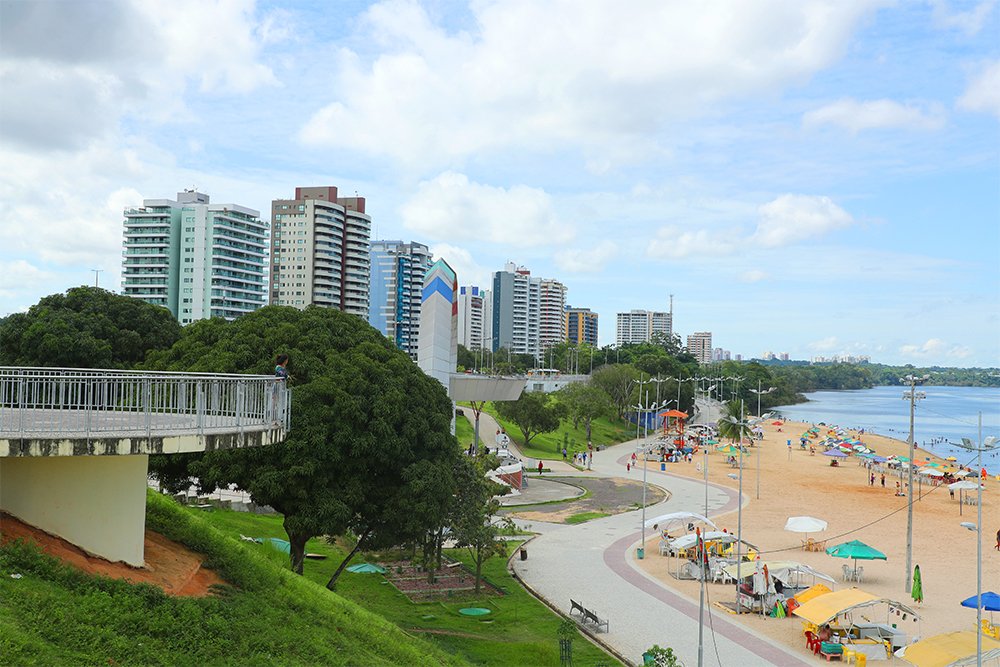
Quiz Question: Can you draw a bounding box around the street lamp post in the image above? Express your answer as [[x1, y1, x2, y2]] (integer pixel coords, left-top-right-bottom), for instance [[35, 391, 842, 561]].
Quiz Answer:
[[749, 381, 776, 501], [956, 414, 998, 667], [722, 400, 750, 613], [902, 374, 928, 594]]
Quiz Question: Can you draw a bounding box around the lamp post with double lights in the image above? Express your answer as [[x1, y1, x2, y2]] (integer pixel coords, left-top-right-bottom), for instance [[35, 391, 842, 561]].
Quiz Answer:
[[955, 414, 998, 667], [902, 374, 928, 594], [721, 400, 754, 613], [633, 399, 669, 559]]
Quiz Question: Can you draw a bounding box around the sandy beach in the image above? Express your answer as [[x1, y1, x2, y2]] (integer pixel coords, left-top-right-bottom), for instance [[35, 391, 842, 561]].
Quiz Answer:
[[635, 419, 999, 659]]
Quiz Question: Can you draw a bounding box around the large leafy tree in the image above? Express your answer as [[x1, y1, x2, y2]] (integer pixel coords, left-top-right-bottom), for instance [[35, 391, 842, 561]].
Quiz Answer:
[[590, 364, 640, 418], [0, 286, 181, 368], [145, 306, 461, 582], [492, 391, 565, 448], [557, 382, 612, 442]]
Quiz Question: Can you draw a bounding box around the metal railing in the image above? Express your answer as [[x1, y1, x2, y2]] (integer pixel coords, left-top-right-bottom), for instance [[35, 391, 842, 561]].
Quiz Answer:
[[0, 367, 290, 439]]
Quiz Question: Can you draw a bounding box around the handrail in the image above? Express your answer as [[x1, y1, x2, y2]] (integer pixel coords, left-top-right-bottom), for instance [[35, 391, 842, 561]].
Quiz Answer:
[[0, 367, 290, 439]]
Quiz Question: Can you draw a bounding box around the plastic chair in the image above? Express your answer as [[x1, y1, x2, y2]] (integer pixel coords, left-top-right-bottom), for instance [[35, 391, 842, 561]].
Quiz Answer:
[[856, 566, 864, 583], [856, 653, 867, 667], [843, 648, 857, 664], [842, 564, 852, 581]]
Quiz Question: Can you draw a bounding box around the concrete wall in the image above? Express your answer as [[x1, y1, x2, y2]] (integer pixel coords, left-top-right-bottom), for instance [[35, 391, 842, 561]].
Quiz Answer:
[[0, 455, 149, 566]]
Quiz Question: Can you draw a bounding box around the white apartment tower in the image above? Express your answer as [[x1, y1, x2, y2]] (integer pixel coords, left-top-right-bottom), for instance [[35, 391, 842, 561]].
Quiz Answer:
[[368, 240, 433, 359], [491, 262, 541, 358], [615, 310, 672, 346], [538, 278, 568, 351], [122, 190, 267, 324], [687, 332, 713, 364], [269, 186, 371, 316], [457, 285, 491, 350]]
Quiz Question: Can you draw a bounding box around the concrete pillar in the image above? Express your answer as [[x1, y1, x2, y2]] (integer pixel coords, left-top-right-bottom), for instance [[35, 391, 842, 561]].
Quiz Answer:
[[0, 455, 149, 566]]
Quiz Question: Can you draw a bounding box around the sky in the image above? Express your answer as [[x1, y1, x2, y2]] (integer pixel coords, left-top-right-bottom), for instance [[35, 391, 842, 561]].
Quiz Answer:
[[0, 0, 998, 367]]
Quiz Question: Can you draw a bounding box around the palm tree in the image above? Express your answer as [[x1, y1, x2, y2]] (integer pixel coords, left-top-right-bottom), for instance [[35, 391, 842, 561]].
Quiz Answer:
[[716, 400, 752, 444]]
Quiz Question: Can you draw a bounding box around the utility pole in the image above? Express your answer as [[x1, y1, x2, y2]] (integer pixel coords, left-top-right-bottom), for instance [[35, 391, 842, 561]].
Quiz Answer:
[[902, 374, 927, 594], [91, 269, 103, 288]]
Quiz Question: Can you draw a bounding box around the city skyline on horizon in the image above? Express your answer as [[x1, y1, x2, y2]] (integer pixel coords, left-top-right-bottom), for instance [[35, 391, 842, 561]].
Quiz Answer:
[[1, 1, 997, 367]]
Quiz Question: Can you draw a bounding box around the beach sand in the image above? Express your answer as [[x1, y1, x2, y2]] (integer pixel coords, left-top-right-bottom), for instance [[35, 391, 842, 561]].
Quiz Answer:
[[635, 419, 998, 658]]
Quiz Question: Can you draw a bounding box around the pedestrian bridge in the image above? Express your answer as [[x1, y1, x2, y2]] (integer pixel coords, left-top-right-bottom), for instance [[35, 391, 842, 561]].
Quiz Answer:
[[0, 368, 290, 566]]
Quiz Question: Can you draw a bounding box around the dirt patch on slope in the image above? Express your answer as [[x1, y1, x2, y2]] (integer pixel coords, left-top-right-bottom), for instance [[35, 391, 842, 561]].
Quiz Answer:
[[0, 512, 225, 597]]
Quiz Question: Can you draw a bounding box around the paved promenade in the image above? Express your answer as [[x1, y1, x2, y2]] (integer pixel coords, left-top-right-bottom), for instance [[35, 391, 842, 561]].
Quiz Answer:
[[510, 439, 811, 667]]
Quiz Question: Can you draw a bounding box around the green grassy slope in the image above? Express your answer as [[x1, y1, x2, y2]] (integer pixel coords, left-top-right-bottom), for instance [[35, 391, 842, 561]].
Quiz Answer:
[[187, 507, 620, 667], [0, 492, 465, 667], [482, 403, 633, 461]]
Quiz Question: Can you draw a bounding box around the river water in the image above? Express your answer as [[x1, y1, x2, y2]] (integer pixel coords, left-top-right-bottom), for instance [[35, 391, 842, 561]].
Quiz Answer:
[[773, 385, 1000, 473]]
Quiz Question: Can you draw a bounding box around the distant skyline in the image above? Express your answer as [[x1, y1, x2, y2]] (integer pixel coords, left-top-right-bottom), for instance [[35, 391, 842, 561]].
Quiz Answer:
[[1, 1, 997, 366]]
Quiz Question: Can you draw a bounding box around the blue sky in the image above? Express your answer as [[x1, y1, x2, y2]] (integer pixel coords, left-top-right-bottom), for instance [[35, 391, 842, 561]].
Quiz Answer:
[[1, 0, 997, 366]]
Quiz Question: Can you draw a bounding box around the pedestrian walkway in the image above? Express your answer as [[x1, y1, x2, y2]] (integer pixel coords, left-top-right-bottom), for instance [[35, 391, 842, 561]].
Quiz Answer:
[[456, 406, 578, 473], [510, 439, 811, 667]]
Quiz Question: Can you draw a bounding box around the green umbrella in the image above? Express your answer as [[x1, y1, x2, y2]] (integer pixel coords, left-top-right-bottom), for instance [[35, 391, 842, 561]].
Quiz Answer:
[[912, 564, 923, 603], [826, 539, 887, 576]]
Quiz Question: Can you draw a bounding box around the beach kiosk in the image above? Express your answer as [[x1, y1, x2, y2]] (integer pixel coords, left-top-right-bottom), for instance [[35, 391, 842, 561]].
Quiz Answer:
[[895, 630, 1000, 666], [793, 588, 921, 661]]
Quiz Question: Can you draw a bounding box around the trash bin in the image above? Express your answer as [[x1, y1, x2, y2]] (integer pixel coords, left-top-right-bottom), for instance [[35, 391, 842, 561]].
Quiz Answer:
[[660, 463, 666, 471], [520, 548, 527, 561], [637, 547, 645, 559], [642, 651, 655, 666]]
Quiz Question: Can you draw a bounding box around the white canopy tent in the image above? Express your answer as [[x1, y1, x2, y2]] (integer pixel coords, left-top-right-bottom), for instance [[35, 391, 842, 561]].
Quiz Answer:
[[645, 511, 717, 533]]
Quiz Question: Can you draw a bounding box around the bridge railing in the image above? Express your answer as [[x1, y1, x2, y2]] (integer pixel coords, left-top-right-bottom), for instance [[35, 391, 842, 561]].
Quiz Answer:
[[0, 367, 290, 439]]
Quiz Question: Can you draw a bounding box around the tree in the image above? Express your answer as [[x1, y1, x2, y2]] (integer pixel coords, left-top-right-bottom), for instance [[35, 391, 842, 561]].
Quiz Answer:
[[0, 286, 181, 368], [449, 454, 511, 593], [145, 306, 462, 582], [590, 364, 639, 418], [493, 391, 565, 447], [716, 400, 752, 444], [557, 382, 612, 442]]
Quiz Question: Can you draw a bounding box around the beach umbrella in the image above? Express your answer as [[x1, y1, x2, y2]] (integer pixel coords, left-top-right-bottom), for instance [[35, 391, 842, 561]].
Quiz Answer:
[[919, 468, 944, 477], [823, 449, 848, 457], [873, 456, 888, 463], [784, 516, 828, 542], [946, 456, 958, 462], [960, 591, 1000, 612], [912, 565, 923, 604], [771, 421, 783, 426], [826, 540, 887, 574], [955, 470, 971, 478], [897, 456, 910, 463]]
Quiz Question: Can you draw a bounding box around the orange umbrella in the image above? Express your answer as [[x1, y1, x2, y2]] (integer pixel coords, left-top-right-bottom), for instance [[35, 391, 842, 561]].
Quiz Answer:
[[659, 410, 689, 418]]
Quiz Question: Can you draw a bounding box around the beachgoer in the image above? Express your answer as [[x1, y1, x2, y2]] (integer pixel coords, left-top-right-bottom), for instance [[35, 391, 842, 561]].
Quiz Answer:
[[881, 473, 885, 487], [996, 529, 1000, 551], [870, 473, 875, 486], [627, 462, 631, 473]]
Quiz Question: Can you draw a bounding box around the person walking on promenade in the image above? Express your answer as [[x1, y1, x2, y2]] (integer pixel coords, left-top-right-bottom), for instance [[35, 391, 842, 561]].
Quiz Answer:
[[627, 462, 631, 473], [880, 473, 885, 487], [537, 460, 544, 475]]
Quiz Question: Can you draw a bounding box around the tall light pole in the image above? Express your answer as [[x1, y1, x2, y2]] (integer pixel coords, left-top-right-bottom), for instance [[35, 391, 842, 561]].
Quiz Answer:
[[957, 415, 998, 667], [723, 400, 750, 613], [902, 373, 928, 594], [749, 381, 776, 500], [91, 268, 103, 288]]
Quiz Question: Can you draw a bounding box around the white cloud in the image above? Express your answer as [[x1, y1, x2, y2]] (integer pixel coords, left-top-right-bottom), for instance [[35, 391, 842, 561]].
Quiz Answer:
[[0, 260, 52, 298], [400, 172, 572, 247], [428, 243, 489, 288], [929, 0, 996, 35], [899, 338, 973, 359], [752, 194, 856, 247], [299, 0, 880, 167], [957, 60, 1000, 119], [803, 98, 946, 133], [808, 336, 841, 352], [646, 226, 741, 259], [740, 269, 768, 283], [554, 241, 619, 273]]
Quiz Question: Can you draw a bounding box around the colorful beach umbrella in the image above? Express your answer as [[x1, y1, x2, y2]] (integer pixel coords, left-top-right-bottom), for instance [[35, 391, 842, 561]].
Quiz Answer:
[[826, 540, 887, 573], [823, 449, 848, 457], [960, 591, 1000, 612], [912, 565, 923, 604]]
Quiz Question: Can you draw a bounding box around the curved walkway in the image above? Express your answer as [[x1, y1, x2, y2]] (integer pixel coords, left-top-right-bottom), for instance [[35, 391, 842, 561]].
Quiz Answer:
[[510, 439, 811, 667]]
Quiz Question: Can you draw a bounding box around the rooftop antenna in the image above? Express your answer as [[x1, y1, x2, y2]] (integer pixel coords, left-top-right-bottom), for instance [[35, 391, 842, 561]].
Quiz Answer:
[[91, 269, 103, 288]]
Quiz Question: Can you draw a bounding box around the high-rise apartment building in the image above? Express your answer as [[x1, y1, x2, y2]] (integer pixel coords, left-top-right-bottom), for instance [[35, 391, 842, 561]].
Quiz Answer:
[[565, 306, 599, 347], [687, 332, 713, 364], [491, 262, 541, 358], [615, 310, 672, 345], [457, 285, 491, 350], [122, 190, 267, 324], [538, 278, 567, 351], [268, 186, 371, 316], [368, 240, 433, 359]]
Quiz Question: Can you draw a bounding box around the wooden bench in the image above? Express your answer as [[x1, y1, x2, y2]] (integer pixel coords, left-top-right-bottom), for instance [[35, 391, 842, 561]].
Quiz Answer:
[[583, 607, 609, 633], [569, 599, 585, 618]]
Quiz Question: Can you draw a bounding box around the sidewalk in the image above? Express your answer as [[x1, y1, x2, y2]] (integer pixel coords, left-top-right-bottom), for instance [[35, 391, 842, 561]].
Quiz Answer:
[[510, 440, 811, 667], [457, 406, 578, 473]]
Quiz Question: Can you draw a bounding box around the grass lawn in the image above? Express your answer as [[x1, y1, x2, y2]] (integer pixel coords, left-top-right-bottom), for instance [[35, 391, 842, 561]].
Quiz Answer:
[[188, 507, 621, 667], [482, 403, 633, 461], [564, 512, 610, 525], [455, 411, 475, 450], [0, 492, 463, 667]]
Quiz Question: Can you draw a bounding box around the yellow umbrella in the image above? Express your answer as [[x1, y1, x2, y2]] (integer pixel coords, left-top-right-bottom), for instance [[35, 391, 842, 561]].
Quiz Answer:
[[945, 456, 958, 462]]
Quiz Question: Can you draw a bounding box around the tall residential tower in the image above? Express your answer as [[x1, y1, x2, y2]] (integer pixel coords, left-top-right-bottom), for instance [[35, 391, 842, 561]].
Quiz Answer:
[[615, 310, 672, 345], [491, 262, 541, 358], [122, 190, 267, 324], [565, 306, 599, 347], [368, 240, 433, 359], [268, 186, 371, 316]]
